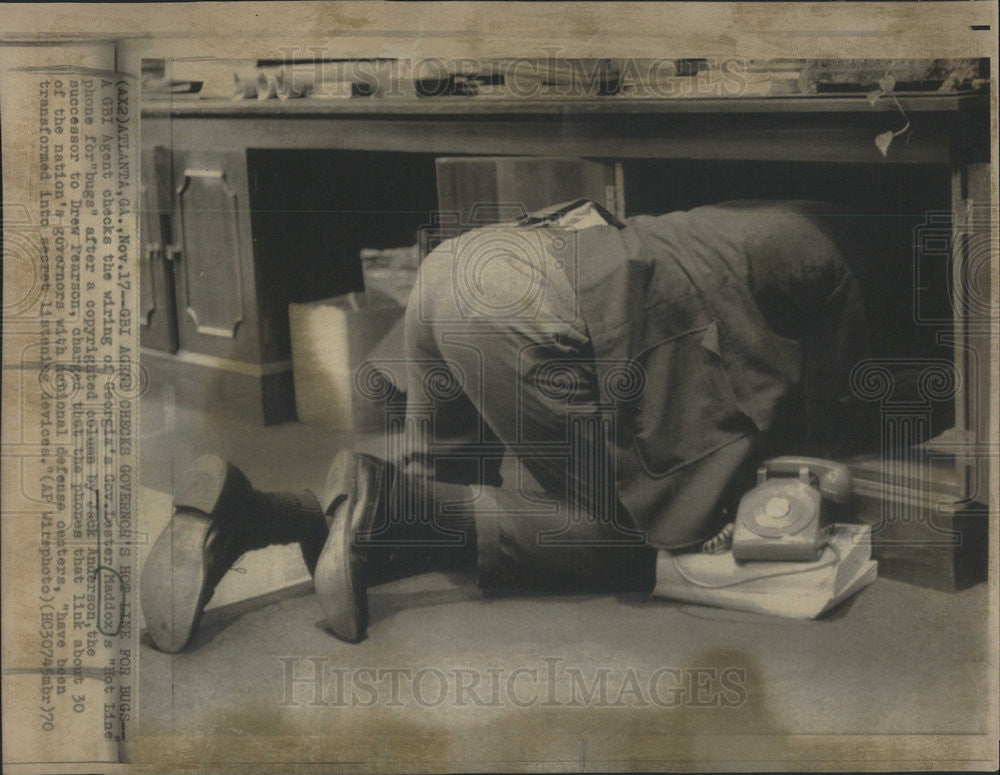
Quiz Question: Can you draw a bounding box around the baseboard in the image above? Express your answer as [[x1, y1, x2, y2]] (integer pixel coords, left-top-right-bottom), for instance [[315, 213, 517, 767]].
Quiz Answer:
[[847, 456, 988, 591], [141, 349, 297, 425]]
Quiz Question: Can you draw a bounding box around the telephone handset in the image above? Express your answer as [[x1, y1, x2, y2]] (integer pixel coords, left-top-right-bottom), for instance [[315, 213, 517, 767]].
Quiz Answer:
[[732, 457, 852, 562]]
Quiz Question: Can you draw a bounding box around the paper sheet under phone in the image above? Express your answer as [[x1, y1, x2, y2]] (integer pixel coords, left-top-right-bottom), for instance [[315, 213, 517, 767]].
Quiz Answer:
[[653, 524, 877, 619]]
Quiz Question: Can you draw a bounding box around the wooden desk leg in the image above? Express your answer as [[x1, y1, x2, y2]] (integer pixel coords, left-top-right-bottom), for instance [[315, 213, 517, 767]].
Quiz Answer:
[[950, 161, 993, 508], [844, 159, 992, 591]]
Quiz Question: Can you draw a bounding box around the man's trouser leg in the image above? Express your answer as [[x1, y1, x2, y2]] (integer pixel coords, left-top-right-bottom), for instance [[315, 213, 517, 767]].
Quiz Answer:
[[398, 231, 656, 593]]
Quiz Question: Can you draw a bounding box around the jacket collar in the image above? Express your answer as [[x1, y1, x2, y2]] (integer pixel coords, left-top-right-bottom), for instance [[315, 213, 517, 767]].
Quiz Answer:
[[517, 198, 626, 230]]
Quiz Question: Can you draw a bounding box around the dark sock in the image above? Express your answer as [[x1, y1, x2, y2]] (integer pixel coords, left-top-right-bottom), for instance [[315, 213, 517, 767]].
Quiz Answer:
[[251, 490, 326, 573]]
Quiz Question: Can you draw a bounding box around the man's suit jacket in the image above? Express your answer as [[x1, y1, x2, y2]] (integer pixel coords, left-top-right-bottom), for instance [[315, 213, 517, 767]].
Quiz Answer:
[[568, 201, 871, 549]]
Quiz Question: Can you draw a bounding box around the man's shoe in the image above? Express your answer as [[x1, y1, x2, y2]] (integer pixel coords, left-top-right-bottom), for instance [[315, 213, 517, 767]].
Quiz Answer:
[[141, 455, 325, 653], [141, 456, 251, 652], [313, 451, 395, 643]]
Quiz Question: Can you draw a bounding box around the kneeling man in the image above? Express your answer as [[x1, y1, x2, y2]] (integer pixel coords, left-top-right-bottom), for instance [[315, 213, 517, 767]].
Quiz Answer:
[[141, 199, 871, 652]]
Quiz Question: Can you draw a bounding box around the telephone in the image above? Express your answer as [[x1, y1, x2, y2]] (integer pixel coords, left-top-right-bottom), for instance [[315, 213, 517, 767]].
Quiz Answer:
[[731, 457, 852, 562]]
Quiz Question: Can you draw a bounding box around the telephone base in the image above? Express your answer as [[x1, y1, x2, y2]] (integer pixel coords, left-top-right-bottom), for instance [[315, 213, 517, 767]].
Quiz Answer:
[[732, 478, 828, 562], [731, 532, 827, 562]]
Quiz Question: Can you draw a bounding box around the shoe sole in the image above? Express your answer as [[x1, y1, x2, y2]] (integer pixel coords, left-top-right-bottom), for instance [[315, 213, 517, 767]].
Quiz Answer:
[[140, 510, 212, 653], [314, 451, 368, 643]]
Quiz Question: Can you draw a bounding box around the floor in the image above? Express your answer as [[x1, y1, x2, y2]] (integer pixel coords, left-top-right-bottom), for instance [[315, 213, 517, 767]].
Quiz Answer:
[[133, 399, 993, 771]]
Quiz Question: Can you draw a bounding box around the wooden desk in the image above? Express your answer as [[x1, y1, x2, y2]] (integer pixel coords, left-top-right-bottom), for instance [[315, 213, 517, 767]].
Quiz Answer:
[[139, 94, 991, 589], [143, 93, 983, 162]]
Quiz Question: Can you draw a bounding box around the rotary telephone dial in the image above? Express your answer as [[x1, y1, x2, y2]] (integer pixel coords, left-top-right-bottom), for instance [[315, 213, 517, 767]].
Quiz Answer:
[[732, 457, 852, 562]]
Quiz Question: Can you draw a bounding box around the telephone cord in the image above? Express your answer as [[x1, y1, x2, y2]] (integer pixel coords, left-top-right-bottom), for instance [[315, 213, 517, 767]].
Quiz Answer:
[[668, 542, 842, 589]]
